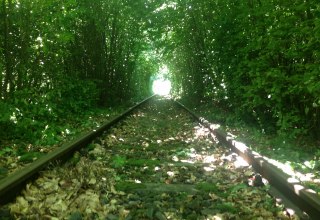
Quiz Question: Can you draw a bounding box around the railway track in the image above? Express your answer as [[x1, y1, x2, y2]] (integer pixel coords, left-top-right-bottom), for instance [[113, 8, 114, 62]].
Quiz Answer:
[[0, 96, 319, 219]]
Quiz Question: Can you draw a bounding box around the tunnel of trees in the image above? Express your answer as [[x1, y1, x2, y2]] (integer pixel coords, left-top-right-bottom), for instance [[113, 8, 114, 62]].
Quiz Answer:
[[0, 0, 319, 146]]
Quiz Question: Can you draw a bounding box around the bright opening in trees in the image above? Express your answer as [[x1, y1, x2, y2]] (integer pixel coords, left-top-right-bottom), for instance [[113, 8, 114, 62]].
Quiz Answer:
[[152, 65, 171, 96], [152, 79, 171, 96]]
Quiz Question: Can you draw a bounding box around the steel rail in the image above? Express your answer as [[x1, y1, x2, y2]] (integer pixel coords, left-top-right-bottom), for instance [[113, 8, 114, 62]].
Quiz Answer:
[[174, 99, 320, 220], [0, 95, 155, 205]]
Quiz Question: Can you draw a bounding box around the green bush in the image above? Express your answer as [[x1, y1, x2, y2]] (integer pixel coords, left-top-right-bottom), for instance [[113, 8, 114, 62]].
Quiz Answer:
[[3, 77, 100, 144], [50, 77, 100, 117]]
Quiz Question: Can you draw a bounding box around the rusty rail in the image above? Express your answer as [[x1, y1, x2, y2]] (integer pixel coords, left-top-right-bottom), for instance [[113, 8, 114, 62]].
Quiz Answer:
[[0, 95, 155, 205], [174, 99, 320, 220]]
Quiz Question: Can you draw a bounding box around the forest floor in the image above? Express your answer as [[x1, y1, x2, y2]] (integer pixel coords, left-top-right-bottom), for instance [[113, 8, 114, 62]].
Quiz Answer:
[[0, 105, 129, 179], [1, 97, 292, 219], [188, 101, 320, 196]]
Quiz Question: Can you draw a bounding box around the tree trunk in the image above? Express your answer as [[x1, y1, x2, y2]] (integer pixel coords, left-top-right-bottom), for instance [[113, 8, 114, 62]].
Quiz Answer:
[[2, 0, 14, 99]]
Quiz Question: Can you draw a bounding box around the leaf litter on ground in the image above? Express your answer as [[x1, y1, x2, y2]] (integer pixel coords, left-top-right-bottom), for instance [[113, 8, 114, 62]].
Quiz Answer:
[[3, 98, 295, 219]]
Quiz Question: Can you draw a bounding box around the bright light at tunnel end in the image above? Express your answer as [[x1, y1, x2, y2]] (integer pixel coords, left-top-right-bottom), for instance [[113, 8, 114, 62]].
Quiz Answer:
[[152, 79, 171, 96], [152, 65, 171, 96]]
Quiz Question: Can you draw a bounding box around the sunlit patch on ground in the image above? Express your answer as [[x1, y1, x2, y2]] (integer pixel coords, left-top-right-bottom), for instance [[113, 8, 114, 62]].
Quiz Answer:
[[6, 98, 292, 219]]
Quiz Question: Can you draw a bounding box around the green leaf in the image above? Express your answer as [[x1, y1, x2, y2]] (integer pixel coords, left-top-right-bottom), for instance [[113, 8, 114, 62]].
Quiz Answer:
[[19, 152, 43, 162], [230, 183, 248, 193], [305, 107, 309, 115]]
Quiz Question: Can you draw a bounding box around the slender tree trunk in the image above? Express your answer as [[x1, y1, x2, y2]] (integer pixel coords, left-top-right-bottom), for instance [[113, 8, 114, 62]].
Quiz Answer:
[[17, 0, 31, 90], [2, 0, 12, 99], [0, 0, 5, 96]]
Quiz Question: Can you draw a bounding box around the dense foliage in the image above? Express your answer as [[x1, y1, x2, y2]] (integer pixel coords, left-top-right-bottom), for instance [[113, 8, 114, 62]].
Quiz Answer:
[[0, 0, 319, 143], [156, 0, 320, 139], [0, 0, 157, 143]]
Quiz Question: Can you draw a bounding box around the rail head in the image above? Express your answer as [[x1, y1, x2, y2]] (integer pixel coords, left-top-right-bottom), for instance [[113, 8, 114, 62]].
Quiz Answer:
[[174, 99, 320, 220], [0, 95, 155, 205]]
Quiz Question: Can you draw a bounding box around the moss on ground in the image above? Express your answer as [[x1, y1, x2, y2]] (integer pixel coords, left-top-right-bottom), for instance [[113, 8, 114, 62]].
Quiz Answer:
[[126, 158, 162, 167], [115, 182, 146, 191]]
